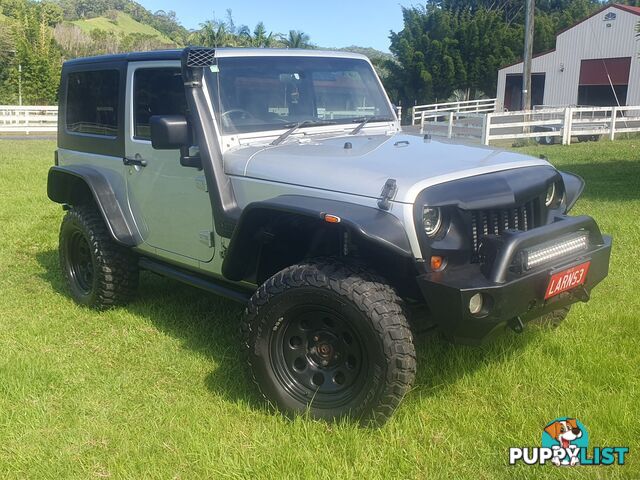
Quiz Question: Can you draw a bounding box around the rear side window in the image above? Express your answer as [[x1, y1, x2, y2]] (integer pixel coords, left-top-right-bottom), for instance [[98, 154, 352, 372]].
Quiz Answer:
[[66, 70, 120, 136], [133, 68, 186, 140]]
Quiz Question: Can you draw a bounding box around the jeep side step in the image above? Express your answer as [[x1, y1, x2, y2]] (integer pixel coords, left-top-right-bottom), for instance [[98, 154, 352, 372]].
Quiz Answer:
[[139, 257, 252, 304]]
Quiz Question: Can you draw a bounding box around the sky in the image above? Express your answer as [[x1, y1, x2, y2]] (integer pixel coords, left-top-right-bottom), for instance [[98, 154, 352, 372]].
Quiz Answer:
[[139, 0, 410, 52]]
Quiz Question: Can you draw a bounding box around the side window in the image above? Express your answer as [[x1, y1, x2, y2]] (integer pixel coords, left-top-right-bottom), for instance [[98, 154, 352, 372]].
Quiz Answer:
[[66, 70, 119, 136], [133, 68, 186, 140]]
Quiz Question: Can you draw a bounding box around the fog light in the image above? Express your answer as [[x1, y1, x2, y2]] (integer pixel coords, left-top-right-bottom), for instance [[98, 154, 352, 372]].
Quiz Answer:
[[469, 293, 484, 315]]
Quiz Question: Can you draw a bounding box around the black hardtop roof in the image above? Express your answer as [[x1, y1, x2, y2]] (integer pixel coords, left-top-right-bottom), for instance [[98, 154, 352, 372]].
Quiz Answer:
[[63, 49, 183, 67]]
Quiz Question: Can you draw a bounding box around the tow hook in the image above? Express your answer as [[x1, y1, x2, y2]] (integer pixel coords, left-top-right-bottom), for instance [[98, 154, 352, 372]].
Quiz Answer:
[[508, 316, 524, 334]]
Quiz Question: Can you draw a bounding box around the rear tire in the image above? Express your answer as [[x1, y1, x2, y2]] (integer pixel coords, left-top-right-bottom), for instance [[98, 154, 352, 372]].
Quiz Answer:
[[59, 205, 138, 308], [242, 259, 416, 425]]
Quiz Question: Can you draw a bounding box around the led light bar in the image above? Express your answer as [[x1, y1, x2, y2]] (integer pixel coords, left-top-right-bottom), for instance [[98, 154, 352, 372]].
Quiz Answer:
[[522, 231, 590, 270]]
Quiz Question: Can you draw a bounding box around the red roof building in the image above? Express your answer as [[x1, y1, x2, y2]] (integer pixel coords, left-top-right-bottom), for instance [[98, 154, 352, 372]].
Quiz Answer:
[[496, 4, 640, 111]]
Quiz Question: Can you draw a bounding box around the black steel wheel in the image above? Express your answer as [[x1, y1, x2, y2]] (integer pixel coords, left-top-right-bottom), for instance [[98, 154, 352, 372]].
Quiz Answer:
[[65, 228, 95, 296], [271, 304, 367, 409], [59, 205, 138, 308], [243, 259, 416, 425]]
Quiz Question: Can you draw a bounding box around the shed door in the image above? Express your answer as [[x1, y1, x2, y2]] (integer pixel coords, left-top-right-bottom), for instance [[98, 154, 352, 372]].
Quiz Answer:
[[504, 73, 545, 111], [578, 57, 630, 106]]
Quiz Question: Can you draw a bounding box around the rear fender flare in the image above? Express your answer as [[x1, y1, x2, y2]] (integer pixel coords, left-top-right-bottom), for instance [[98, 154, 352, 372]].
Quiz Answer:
[[47, 165, 140, 246]]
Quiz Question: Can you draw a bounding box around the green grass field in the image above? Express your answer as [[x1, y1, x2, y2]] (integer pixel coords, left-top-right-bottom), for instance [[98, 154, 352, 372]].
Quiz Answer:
[[71, 11, 173, 43], [0, 139, 638, 479]]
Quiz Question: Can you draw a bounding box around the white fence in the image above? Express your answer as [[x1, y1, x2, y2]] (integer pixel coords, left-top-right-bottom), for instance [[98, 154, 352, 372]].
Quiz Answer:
[[0, 106, 58, 134], [412, 98, 496, 125], [419, 105, 640, 145]]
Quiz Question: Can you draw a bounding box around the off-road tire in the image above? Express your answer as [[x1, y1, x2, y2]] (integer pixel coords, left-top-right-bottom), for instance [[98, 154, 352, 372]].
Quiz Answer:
[[242, 259, 416, 426], [59, 205, 138, 308], [530, 306, 571, 328]]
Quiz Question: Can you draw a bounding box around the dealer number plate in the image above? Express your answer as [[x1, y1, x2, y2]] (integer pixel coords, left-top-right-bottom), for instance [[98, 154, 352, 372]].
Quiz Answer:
[[545, 261, 591, 300]]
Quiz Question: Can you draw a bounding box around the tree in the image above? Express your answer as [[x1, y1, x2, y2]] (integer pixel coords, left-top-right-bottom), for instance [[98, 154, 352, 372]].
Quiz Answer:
[[282, 30, 311, 49], [242, 21, 276, 47], [190, 19, 232, 47], [0, 0, 63, 104], [384, 0, 602, 110]]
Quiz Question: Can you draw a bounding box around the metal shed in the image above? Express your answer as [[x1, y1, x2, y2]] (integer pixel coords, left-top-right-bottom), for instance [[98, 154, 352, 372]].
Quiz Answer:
[[496, 4, 640, 111]]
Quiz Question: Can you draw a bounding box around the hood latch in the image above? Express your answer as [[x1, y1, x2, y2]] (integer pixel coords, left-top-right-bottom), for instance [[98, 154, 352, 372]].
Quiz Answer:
[[378, 178, 398, 211]]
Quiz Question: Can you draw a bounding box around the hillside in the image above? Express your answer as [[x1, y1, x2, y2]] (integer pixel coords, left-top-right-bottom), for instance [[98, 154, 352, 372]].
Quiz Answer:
[[72, 11, 173, 44]]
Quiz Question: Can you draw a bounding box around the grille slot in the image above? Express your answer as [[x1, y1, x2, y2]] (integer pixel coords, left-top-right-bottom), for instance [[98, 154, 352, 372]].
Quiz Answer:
[[469, 200, 538, 262]]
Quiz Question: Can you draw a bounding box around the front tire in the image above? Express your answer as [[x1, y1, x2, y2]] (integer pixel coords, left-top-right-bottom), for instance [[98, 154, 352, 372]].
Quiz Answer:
[[59, 205, 138, 308], [242, 260, 416, 425]]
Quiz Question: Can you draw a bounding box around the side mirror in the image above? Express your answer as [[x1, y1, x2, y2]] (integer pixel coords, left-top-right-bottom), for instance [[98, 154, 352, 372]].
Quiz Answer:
[[150, 115, 190, 150]]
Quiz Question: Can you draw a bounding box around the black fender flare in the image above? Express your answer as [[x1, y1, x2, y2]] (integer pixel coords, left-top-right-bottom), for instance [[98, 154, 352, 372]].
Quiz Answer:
[[560, 171, 585, 212], [222, 195, 413, 282], [47, 165, 140, 246]]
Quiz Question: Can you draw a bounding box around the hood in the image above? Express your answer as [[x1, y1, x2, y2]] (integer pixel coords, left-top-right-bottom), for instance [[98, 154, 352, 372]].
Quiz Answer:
[[223, 133, 552, 203]]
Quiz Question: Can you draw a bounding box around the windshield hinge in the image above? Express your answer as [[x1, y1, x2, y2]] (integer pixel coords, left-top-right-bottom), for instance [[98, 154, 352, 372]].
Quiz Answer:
[[377, 178, 398, 211]]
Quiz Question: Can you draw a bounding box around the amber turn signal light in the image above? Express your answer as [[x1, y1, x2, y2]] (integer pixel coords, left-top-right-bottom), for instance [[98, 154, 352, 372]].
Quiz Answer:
[[430, 255, 444, 271], [323, 214, 341, 223]]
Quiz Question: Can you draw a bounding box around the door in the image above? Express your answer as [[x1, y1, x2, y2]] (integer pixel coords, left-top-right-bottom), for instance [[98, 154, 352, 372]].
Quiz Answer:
[[124, 61, 215, 263], [578, 57, 630, 106], [504, 73, 545, 110]]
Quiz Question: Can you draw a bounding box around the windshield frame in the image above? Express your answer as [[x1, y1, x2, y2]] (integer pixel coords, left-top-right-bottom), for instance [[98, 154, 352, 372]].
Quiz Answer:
[[203, 53, 397, 144]]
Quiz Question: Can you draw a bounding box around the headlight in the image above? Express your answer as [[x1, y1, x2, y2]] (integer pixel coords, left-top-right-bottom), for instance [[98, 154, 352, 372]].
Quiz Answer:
[[545, 182, 556, 207], [422, 207, 442, 237]]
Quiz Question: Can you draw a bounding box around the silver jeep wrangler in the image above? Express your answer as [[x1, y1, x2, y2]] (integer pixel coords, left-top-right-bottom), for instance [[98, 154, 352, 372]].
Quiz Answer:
[[48, 47, 612, 425]]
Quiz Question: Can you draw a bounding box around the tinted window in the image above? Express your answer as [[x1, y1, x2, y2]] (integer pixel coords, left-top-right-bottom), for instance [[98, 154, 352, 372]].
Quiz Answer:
[[66, 70, 119, 136], [133, 68, 186, 140]]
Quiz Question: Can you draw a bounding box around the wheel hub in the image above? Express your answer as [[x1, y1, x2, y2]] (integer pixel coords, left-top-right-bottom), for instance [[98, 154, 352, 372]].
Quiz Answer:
[[309, 331, 341, 368]]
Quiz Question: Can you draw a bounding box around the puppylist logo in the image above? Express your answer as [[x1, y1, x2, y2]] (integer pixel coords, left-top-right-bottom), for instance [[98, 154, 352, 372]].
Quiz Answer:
[[509, 418, 628, 466]]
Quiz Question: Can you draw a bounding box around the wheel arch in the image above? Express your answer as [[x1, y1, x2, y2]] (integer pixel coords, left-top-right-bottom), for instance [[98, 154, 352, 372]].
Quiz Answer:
[[47, 165, 140, 246], [222, 195, 417, 291]]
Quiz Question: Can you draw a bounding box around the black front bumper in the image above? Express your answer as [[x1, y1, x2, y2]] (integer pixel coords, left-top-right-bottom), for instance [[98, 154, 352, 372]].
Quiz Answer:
[[416, 215, 612, 344]]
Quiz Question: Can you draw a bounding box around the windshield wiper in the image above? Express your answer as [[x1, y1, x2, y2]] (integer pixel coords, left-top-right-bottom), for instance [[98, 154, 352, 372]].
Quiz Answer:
[[270, 119, 337, 146], [349, 115, 395, 135]]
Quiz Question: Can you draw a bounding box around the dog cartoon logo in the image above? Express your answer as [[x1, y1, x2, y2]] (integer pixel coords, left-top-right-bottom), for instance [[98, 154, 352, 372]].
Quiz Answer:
[[542, 418, 588, 466]]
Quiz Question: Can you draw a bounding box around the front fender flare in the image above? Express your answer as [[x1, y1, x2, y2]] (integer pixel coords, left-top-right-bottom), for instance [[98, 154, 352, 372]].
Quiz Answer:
[[222, 195, 413, 281], [47, 165, 140, 246], [560, 171, 585, 212]]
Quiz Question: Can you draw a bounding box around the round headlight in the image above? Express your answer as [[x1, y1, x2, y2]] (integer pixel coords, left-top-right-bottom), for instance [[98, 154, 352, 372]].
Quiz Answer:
[[422, 207, 442, 237], [545, 182, 556, 207]]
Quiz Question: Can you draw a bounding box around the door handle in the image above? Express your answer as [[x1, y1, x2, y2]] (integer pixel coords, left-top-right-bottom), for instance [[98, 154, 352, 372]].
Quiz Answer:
[[123, 156, 147, 167]]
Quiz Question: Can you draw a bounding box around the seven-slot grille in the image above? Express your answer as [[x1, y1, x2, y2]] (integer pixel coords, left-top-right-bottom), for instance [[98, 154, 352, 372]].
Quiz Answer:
[[469, 199, 538, 262]]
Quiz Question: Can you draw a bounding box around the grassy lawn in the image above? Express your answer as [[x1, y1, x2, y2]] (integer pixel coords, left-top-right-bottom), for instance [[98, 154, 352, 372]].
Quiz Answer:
[[0, 138, 638, 479]]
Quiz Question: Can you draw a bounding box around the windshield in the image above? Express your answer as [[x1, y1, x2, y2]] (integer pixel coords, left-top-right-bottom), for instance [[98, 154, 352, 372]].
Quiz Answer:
[[207, 56, 393, 134]]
